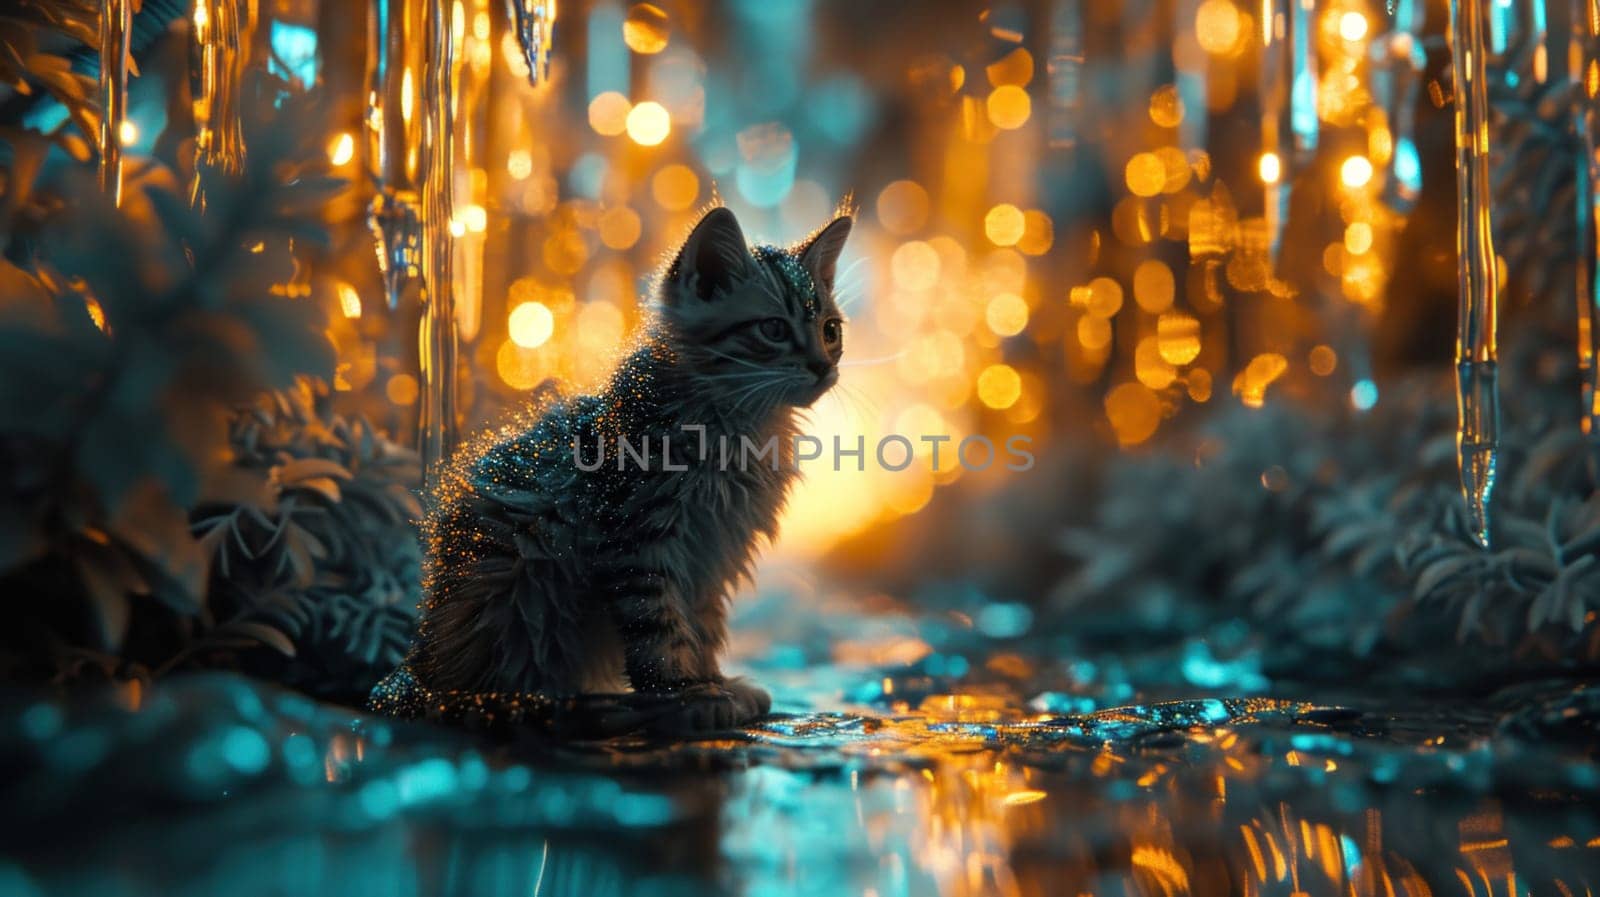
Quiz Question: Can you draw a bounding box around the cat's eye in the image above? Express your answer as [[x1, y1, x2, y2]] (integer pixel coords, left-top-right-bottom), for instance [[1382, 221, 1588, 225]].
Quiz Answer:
[[822, 319, 842, 345], [757, 318, 790, 342]]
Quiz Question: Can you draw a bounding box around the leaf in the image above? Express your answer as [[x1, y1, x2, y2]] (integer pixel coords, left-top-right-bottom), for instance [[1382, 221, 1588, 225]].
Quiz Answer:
[[223, 621, 298, 658], [78, 561, 132, 650]]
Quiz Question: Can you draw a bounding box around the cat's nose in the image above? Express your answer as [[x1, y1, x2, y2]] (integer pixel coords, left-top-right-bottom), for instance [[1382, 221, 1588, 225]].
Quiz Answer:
[[807, 360, 834, 383]]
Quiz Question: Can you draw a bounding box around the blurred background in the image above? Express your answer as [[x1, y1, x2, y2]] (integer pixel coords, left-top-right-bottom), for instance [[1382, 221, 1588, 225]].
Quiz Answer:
[[7, 0, 1600, 893]]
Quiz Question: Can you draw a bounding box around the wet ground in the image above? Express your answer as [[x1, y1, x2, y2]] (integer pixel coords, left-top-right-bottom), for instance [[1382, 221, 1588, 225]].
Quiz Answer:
[[4, 572, 1600, 896]]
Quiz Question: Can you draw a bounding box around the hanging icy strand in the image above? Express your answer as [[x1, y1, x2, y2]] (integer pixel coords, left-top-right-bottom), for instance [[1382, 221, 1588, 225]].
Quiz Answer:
[[1369, 0, 1425, 214], [506, 0, 555, 85], [418, 0, 459, 483], [365, 0, 427, 310], [191, 0, 251, 206], [1575, 0, 1600, 455], [1258, 0, 1318, 261], [1449, 0, 1500, 548], [97, 0, 133, 206]]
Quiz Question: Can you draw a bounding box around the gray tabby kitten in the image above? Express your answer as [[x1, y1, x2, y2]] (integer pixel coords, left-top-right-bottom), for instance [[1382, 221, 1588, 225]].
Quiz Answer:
[[378, 207, 851, 732]]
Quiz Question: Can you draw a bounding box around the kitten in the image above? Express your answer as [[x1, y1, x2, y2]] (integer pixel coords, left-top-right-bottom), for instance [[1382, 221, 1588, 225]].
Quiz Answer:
[[374, 207, 852, 732]]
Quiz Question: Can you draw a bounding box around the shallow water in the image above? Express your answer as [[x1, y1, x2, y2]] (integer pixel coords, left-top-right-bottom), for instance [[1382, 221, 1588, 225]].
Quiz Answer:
[[4, 580, 1599, 896]]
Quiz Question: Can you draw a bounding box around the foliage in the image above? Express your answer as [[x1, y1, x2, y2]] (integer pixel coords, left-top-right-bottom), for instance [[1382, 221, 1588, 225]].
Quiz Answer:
[[0, 0, 101, 161], [191, 383, 421, 702], [0, 86, 422, 694]]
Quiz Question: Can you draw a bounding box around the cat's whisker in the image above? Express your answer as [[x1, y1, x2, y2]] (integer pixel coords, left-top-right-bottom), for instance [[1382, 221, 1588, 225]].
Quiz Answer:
[[703, 347, 770, 372], [838, 352, 904, 368]]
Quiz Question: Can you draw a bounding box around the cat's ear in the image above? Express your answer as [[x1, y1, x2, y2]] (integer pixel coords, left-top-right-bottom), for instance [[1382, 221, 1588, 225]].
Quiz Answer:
[[668, 207, 753, 302], [798, 215, 853, 293]]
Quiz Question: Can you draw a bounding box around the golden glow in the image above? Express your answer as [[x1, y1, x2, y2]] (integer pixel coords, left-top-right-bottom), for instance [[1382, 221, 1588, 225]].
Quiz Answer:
[[977, 364, 1023, 409], [1125, 153, 1166, 197], [85, 297, 107, 331], [891, 241, 941, 291], [118, 120, 139, 147], [508, 301, 555, 348], [599, 206, 643, 249], [878, 180, 932, 236], [507, 149, 533, 180], [327, 131, 355, 166], [1135, 337, 1178, 389], [1017, 210, 1054, 255], [1077, 314, 1113, 350], [1258, 151, 1282, 184], [1309, 344, 1338, 376], [984, 204, 1026, 246], [1338, 11, 1368, 41], [985, 293, 1030, 336], [1087, 277, 1124, 317], [1156, 312, 1202, 364], [1105, 382, 1162, 445], [1149, 84, 1184, 128], [1340, 155, 1374, 188], [588, 91, 632, 136], [386, 373, 419, 405], [496, 339, 547, 390], [622, 3, 670, 54], [337, 283, 362, 319], [1133, 260, 1175, 313], [1344, 221, 1374, 255], [1233, 353, 1289, 407], [985, 85, 1032, 130], [651, 164, 700, 210], [986, 48, 1034, 87], [625, 101, 672, 145], [401, 68, 415, 124], [1196, 0, 1243, 55]]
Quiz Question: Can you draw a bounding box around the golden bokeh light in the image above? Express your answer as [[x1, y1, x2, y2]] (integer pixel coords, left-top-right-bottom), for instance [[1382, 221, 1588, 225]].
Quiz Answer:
[[508, 300, 555, 348], [984, 204, 1026, 247], [1125, 153, 1166, 198], [877, 180, 931, 236], [1149, 84, 1184, 128], [623, 3, 670, 54], [1233, 352, 1289, 407], [626, 101, 672, 145], [1338, 11, 1368, 41], [986, 85, 1032, 130], [1340, 155, 1374, 188], [1105, 382, 1162, 445], [986, 47, 1034, 87], [588, 91, 632, 136], [1258, 151, 1281, 184], [651, 164, 700, 210], [1135, 337, 1178, 389], [985, 293, 1030, 337], [336, 282, 362, 319], [892, 241, 941, 291], [1156, 312, 1202, 364], [599, 206, 643, 249], [1077, 314, 1113, 350], [1087, 277, 1124, 317], [1133, 259, 1175, 313], [1309, 344, 1338, 376], [326, 131, 354, 166], [1344, 221, 1373, 255], [1017, 210, 1054, 255], [386, 373, 419, 406], [977, 363, 1023, 409], [496, 339, 548, 390], [1195, 0, 1243, 55]]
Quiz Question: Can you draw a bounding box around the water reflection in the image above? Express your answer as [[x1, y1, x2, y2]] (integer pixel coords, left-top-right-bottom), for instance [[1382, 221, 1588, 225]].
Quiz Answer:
[[3, 582, 1599, 897]]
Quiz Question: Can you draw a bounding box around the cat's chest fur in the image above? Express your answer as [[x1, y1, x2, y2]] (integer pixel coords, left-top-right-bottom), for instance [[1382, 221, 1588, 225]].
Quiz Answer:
[[596, 411, 798, 602]]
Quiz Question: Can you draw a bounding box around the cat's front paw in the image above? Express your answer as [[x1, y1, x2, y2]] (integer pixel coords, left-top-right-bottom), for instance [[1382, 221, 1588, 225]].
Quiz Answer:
[[652, 678, 770, 734]]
